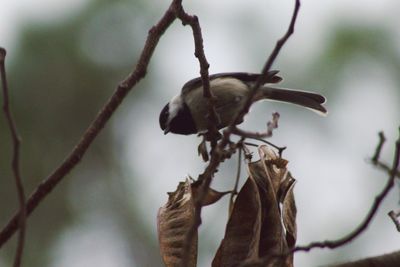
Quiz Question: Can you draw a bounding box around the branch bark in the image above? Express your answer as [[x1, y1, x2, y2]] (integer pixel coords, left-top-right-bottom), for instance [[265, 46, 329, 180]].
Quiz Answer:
[[330, 250, 400, 267], [293, 129, 400, 253]]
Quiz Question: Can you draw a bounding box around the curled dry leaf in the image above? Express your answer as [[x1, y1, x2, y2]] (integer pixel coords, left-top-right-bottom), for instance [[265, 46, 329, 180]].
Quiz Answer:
[[191, 180, 231, 206], [257, 145, 297, 266], [212, 177, 262, 267], [198, 137, 209, 162], [158, 179, 229, 267], [281, 172, 297, 248], [249, 160, 285, 258], [213, 145, 297, 267], [157, 179, 197, 267]]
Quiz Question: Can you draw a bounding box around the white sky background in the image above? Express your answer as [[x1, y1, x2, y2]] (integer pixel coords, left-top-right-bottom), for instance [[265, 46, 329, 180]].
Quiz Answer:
[[1, 0, 400, 267]]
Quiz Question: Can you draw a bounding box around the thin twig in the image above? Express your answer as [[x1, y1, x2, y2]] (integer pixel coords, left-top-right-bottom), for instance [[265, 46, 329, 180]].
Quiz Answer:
[[226, 0, 300, 128], [293, 128, 400, 253], [232, 112, 285, 156], [370, 131, 400, 177], [388, 210, 400, 232], [231, 112, 280, 140], [372, 131, 386, 163], [371, 160, 400, 178], [0, 1, 178, 248], [1, 48, 26, 267], [229, 147, 243, 214], [242, 142, 254, 162]]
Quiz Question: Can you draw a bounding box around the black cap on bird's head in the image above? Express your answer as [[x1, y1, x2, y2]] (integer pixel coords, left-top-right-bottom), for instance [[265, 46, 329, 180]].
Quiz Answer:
[[159, 104, 170, 134], [159, 101, 197, 135]]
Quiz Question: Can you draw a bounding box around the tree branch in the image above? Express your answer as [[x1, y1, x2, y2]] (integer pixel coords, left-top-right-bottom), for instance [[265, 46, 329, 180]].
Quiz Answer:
[[388, 210, 400, 232], [0, 1, 178, 248], [330, 250, 400, 267], [372, 131, 386, 164], [231, 112, 280, 140], [370, 131, 400, 177], [227, 0, 300, 128], [1, 48, 27, 267], [293, 128, 400, 253]]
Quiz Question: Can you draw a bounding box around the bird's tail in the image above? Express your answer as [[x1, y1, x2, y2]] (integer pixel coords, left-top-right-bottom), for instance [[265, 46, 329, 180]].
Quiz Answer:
[[255, 86, 327, 115]]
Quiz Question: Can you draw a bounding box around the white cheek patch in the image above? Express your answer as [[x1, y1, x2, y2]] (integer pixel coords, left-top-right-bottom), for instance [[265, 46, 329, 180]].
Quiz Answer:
[[167, 94, 183, 124]]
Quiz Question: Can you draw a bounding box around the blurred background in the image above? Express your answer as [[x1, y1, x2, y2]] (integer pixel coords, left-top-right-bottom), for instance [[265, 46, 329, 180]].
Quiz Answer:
[[1, 0, 399, 266]]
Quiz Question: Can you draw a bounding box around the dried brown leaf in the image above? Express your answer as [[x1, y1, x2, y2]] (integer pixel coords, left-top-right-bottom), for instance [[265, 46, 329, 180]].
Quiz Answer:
[[157, 179, 197, 267], [212, 145, 297, 267], [212, 178, 262, 267], [249, 145, 296, 265], [198, 138, 209, 162], [248, 157, 286, 257], [191, 182, 230, 206], [282, 172, 297, 248]]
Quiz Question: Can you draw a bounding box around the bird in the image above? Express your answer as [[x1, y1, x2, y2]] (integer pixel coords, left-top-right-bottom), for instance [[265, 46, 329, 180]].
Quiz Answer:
[[159, 71, 326, 135]]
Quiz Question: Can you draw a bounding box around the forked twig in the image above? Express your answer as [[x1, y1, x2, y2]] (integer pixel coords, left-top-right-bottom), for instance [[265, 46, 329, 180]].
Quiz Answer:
[[370, 131, 400, 177], [293, 129, 400, 253], [231, 112, 280, 140], [388, 210, 400, 232], [229, 147, 243, 214], [372, 131, 386, 163], [1, 48, 26, 267]]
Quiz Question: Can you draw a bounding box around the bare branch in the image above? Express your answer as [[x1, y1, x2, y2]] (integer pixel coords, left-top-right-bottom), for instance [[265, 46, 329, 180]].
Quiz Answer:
[[369, 131, 400, 177], [388, 210, 400, 232], [0, 2, 178, 248], [231, 112, 280, 140], [330, 250, 400, 267], [229, 147, 243, 213], [0, 48, 26, 267], [372, 131, 386, 163], [372, 161, 400, 178], [227, 0, 300, 128], [293, 128, 400, 253]]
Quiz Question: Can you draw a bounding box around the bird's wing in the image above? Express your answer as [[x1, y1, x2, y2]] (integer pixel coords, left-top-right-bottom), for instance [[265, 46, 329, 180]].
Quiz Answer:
[[181, 71, 282, 97]]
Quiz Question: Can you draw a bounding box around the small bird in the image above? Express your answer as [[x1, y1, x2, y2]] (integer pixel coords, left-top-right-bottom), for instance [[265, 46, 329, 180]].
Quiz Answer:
[[159, 71, 326, 135]]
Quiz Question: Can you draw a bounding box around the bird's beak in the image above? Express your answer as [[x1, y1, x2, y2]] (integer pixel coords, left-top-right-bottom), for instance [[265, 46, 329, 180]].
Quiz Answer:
[[164, 126, 170, 135]]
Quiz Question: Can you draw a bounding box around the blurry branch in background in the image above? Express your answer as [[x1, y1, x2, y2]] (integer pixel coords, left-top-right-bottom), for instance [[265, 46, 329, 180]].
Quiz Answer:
[[372, 132, 400, 177], [181, 0, 301, 265], [371, 131, 386, 163], [0, 48, 26, 267], [293, 129, 400, 254], [330, 250, 400, 267], [0, 0, 186, 249]]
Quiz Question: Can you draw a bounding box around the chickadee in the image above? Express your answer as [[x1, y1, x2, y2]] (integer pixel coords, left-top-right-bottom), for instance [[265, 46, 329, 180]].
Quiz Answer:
[[159, 71, 326, 135]]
